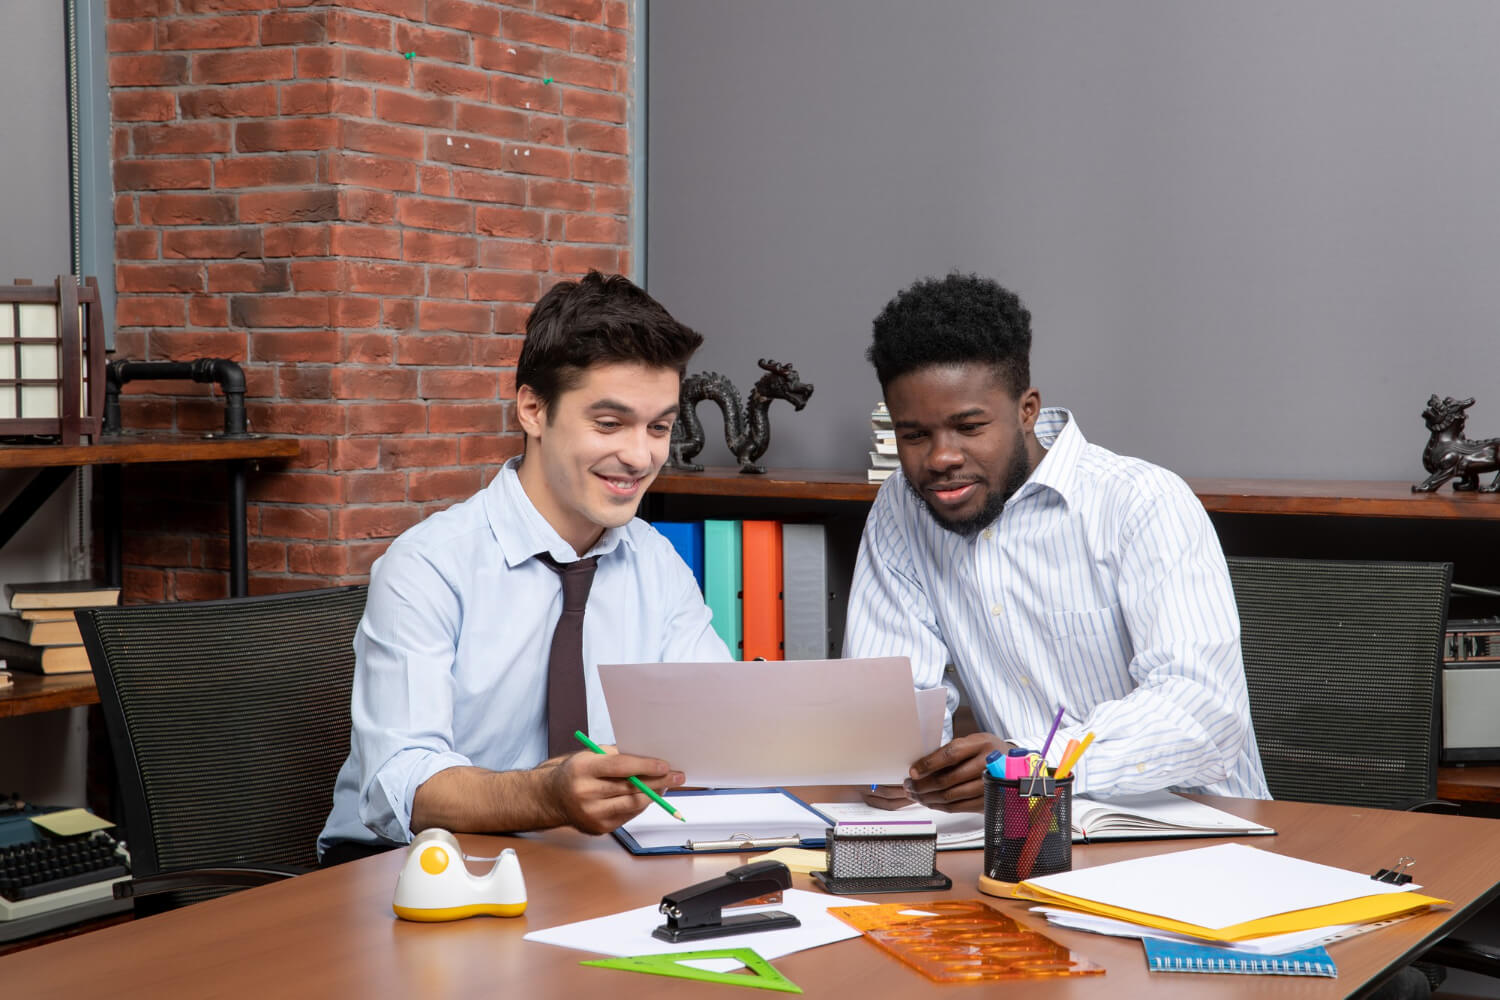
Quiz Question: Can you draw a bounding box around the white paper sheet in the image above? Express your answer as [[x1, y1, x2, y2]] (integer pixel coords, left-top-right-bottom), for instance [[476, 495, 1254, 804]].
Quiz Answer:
[[598, 657, 924, 786], [523, 888, 872, 962], [1031, 906, 1416, 956], [621, 792, 830, 850], [811, 801, 984, 850], [1023, 843, 1417, 930]]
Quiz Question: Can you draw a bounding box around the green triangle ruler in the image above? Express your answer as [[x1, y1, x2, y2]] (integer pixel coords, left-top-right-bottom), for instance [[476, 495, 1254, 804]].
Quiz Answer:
[[580, 948, 803, 993]]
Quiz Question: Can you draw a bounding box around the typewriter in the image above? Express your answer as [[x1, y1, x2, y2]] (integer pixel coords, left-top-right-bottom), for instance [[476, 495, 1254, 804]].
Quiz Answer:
[[0, 797, 132, 943]]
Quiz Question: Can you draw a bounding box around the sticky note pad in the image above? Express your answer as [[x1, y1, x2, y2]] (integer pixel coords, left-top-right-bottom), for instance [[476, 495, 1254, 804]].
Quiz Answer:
[[31, 808, 114, 837], [748, 847, 827, 875]]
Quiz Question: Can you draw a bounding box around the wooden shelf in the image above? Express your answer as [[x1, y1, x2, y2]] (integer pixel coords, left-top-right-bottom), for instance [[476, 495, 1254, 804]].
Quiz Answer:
[[1438, 765, 1500, 805], [0, 672, 97, 718], [0, 434, 300, 470], [650, 467, 880, 502]]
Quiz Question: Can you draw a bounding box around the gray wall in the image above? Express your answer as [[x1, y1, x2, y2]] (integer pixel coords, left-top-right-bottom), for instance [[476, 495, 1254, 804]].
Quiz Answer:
[[0, 0, 72, 283], [646, 1, 1500, 478]]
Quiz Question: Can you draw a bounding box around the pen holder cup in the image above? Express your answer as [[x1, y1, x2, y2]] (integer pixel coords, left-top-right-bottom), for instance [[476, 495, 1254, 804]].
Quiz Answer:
[[982, 773, 1073, 885]]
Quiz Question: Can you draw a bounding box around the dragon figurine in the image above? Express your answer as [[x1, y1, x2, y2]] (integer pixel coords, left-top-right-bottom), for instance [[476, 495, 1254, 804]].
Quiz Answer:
[[669, 358, 815, 474], [1413, 395, 1500, 493]]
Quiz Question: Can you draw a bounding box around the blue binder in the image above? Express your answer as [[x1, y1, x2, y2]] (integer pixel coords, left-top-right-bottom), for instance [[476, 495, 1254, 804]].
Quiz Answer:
[[651, 520, 705, 591], [611, 788, 835, 856]]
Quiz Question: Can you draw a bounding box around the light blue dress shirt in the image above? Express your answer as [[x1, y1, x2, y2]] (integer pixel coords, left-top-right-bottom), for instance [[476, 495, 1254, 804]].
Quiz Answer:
[[319, 458, 731, 853], [844, 408, 1269, 800]]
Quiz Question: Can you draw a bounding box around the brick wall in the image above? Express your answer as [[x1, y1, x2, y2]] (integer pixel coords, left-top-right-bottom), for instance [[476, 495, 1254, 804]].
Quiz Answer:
[[106, 0, 633, 601]]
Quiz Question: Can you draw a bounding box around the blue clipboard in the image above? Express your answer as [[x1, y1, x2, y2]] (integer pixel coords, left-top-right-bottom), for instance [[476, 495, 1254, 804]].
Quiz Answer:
[[611, 787, 836, 856]]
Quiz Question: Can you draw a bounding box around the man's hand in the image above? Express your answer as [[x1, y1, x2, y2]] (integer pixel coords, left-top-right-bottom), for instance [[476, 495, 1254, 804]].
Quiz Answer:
[[861, 784, 915, 809], [903, 733, 1011, 812], [544, 750, 684, 835]]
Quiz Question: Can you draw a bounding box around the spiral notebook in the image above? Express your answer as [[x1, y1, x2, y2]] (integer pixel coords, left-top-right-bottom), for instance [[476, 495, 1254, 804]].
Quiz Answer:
[[1143, 938, 1337, 977]]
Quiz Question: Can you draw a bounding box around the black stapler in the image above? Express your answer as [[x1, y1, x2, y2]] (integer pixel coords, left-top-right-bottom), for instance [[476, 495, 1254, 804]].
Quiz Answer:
[[652, 860, 800, 943]]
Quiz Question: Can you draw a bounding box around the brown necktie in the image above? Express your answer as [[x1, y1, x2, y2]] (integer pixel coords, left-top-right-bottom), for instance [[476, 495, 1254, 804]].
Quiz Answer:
[[536, 553, 599, 757]]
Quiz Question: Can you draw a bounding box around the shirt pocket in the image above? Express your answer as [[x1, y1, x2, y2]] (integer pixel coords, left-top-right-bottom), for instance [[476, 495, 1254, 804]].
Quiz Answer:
[[1044, 603, 1124, 641]]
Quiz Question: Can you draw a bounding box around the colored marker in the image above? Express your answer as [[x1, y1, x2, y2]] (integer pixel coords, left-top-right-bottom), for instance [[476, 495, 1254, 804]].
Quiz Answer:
[[573, 730, 686, 822], [985, 749, 1007, 779], [1055, 732, 1096, 780]]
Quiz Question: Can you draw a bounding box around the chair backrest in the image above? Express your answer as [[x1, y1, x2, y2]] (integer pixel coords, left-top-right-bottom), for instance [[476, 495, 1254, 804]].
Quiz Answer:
[[1226, 557, 1450, 810], [79, 585, 367, 909]]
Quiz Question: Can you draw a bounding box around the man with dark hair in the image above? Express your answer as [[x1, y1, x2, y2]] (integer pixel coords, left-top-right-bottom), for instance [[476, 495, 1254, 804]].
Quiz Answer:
[[846, 272, 1269, 812], [318, 272, 730, 863]]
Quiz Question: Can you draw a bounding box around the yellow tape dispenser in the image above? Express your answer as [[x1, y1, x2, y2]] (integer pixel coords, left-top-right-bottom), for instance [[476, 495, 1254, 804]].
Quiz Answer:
[[392, 828, 527, 921]]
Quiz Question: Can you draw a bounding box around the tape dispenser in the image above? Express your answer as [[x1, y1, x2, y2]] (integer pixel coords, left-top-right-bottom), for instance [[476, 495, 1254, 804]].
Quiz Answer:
[[391, 828, 527, 921]]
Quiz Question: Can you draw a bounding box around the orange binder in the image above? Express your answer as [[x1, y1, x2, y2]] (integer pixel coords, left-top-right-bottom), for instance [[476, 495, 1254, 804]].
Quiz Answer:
[[741, 520, 783, 661]]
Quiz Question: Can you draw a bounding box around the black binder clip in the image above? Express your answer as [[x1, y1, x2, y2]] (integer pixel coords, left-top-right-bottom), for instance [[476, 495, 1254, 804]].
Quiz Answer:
[[1018, 774, 1056, 798], [1373, 856, 1416, 885], [652, 860, 801, 943]]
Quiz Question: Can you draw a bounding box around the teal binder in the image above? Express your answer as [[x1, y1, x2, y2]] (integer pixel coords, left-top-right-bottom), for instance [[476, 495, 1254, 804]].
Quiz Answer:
[[1142, 937, 1337, 977], [703, 519, 742, 657]]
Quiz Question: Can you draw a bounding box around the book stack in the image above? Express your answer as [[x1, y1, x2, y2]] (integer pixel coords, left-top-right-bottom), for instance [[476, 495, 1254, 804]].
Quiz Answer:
[[868, 402, 896, 483], [0, 580, 122, 675]]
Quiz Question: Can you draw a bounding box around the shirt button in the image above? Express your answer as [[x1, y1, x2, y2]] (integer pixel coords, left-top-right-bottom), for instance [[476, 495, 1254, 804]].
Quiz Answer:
[[982, 528, 994, 541], [1136, 763, 1146, 773], [991, 603, 1003, 616], [1020, 677, 1031, 687]]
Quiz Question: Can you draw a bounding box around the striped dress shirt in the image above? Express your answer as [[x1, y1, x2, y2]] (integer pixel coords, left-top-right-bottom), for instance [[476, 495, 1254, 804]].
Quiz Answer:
[[844, 408, 1269, 800]]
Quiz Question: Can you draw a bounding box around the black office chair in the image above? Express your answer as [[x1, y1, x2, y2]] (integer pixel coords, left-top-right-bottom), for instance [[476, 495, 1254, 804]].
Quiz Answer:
[[78, 585, 367, 913], [1228, 557, 1500, 985]]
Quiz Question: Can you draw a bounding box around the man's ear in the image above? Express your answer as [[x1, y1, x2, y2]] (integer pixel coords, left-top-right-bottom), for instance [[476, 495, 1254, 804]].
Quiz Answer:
[[515, 384, 547, 439], [1017, 387, 1042, 433]]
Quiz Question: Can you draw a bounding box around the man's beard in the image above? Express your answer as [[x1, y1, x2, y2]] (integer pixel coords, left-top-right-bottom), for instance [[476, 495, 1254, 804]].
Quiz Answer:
[[908, 431, 1032, 538]]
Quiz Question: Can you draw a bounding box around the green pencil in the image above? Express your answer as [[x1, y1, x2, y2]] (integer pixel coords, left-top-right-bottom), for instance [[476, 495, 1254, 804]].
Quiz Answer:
[[573, 730, 686, 822]]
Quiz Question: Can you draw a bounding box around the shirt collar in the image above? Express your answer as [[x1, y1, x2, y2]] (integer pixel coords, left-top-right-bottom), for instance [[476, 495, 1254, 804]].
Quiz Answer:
[[1014, 406, 1085, 510], [486, 457, 634, 568]]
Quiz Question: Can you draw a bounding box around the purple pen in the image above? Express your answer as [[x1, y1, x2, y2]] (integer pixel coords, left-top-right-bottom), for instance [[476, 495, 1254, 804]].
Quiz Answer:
[[1039, 705, 1066, 765]]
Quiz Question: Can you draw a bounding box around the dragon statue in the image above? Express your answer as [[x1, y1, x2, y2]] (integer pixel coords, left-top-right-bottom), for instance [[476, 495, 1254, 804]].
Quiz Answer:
[[1413, 395, 1500, 493], [669, 358, 815, 474]]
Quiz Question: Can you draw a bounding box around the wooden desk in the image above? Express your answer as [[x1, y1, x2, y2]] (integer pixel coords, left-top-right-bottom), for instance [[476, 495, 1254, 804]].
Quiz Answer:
[[0, 671, 97, 719], [2, 797, 1496, 998]]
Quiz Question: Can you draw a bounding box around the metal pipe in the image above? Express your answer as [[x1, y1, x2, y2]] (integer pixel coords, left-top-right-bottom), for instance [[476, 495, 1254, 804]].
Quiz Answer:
[[104, 358, 250, 437]]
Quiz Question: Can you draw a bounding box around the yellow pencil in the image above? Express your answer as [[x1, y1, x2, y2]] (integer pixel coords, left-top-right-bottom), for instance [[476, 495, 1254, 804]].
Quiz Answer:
[[1055, 731, 1095, 780]]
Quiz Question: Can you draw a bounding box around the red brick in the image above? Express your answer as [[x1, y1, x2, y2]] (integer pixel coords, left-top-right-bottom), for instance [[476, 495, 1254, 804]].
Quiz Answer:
[[408, 468, 482, 503], [526, 115, 564, 146], [194, 49, 295, 85], [231, 295, 330, 328], [207, 260, 291, 293], [593, 184, 630, 215], [277, 365, 333, 398], [171, 571, 230, 603], [123, 568, 167, 603], [260, 11, 327, 46], [109, 54, 190, 87], [571, 23, 627, 61], [236, 118, 339, 152], [175, 0, 279, 11], [113, 330, 148, 357], [347, 261, 424, 296], [336, 504, 422, 541], [337, 189, 398, 224], [604, 0, 629, 29], [573, 151, 627, 184], [474, 206, 543, 239], [420, 369, 497, 400], [376, 91, 453, 129], [420, 165, 452, 196], [551, 245, 620, 275], [115, 158, 213, 191], [139, 193, 236, 226], [331, 298, 382, 328], [404, 231, 477, 267], [243, 366, 276, 397], [428, 0, 500, 35], [213, 154, 318, 188], [324, 9, 391, 48], [381, 436, 459, 468], [163, 228, 261, 259], [494, 302, 531, 334], [339, 0, 424, 18], [429, 403, 502, 433], [190, 296, 230, 326], [156, 15, 258, 49], [543, 52, 617, 91], [566, 120, 627, 154], [237, 189, 339, 225], [344, 49, 410, 87], [281, 81, 373, 117], [147, 330, 247, 360], [382, 299, 417, 330], [491, 76, 559, 113], [394, 24, 471, 64], [414, 63, 489, 101], [545, 0, 605, 22], [116, 296, 187, 327], [468, 270, 538, 303], [116, 230, 161, 260], [113, 91, 176, 122], [528, 179, 591, 211], [418, 300, 489, 334], [454, 103, 528, 141], [460, 435, 523, 465], [295, 46, 343, 81], [116, 263, 205, 293], [343, 120, 425, 161], [117, 397, 174, 429], [345, 472, 407, 503], [497, 143, 569, 178], [478, 238, 549, 272], [398, 197, 472, 233], [425, 269, 465, 300], [562, 87, 626, 123], [263, 225, 329, 257], [332, 368, 418, 400], [502, 11, 571, 50], [123, 534, 193, 567], [247, 397, 346, 432], [565, 213, 626, 244], [179, 85, 277, 118], [251, 472, 344, 505], [325, 152, 417, 192], [451, 170, 526, 205], [331, 437, 381, 470], [108, 21, 157, 52], [475, 38, 544, 76], [283, 261, 340, 293], [346, 402, 426, 435], [288, 542, 352, 576], [330, 224, 402, 260], [395, 334, 470, 366], [259, 504, 331, 540], [474, 335, 524, 367], [132, 122, 231, 155]]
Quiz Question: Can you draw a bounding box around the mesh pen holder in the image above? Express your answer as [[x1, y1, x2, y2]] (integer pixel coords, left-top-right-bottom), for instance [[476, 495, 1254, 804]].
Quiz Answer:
[[811, 825, 952, 895], [980, 773, 1073, 891]]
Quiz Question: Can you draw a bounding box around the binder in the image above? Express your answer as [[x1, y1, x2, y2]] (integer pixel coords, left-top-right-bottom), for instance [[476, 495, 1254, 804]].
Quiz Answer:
[[611, 788, 835, 856], [650, 521, 705, 592], [741, 520, 783, 661], [702, 520, 742, 657], [1143, 938, 1338, 977], [781, 522, 831, 659]]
